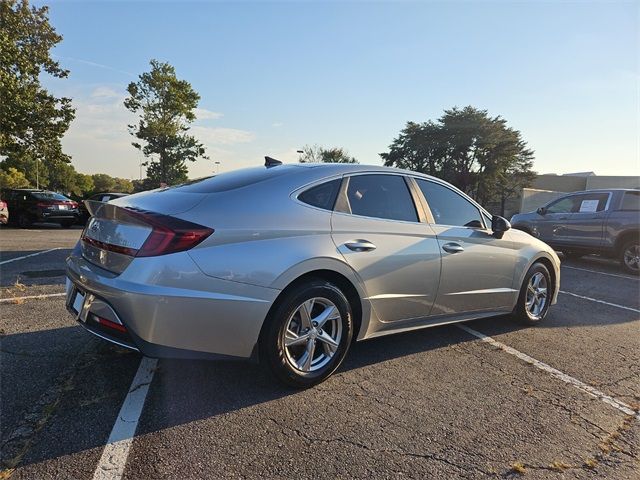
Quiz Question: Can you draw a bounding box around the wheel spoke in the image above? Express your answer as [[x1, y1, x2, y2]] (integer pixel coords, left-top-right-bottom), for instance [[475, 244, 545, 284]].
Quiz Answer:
[[298, 339, 316, 372], [537, 287, 547, 298], [314, 305, 339, 329], [298, 299, 314, 329], [285, 329, 310, 347], [316, 330, 339, 349]]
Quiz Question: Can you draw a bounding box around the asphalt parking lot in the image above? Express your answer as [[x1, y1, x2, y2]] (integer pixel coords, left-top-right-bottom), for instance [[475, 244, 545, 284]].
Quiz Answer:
[[1, 225, 638, 479]]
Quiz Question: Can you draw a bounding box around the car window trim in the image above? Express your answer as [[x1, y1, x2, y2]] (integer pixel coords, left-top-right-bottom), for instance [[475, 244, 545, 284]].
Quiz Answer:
[[290, 175, 345, 213], [411, 176, 490, 230], [333, 172, 422, 224]]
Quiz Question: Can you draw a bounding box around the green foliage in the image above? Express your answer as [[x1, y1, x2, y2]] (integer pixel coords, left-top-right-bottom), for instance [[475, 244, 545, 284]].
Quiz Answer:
[[0, 0, 75, 183], [0, 167, 30, 189], [112, 177, 133, 193], [125, 59, 208, 185], [381, 106, 535, 206], [91, 173, 116, 193], [299, 145, 358, 164]]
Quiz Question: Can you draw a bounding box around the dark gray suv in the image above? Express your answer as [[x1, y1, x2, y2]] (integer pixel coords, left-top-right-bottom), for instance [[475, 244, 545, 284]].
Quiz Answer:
[[511, 189, 640, 274]]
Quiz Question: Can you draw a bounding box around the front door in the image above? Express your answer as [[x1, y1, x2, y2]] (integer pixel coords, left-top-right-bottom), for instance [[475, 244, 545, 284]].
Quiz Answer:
[[413, 178, 518, 315]]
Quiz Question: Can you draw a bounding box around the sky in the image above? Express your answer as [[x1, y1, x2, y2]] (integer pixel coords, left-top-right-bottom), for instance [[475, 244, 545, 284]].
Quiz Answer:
[[38, 0, 639, 180]]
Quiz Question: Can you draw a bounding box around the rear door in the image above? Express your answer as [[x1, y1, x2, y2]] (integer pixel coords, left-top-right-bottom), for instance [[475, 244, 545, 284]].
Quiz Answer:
[[413, 178, 518, 315], [331, 173, 441, 323]]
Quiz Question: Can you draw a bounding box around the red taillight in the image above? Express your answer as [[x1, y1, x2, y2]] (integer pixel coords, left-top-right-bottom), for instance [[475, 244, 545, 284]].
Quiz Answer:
[[81, 208, 213, 258], [70, 201, 78, 208], [37, 202, 52, 208]]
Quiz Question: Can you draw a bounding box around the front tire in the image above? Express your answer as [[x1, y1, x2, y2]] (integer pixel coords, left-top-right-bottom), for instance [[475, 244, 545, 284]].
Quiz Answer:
[[620, 240, 640, 275], [17, 213, 32, 228], [512, 262, 552, 326], [261, 280, 353, 388]]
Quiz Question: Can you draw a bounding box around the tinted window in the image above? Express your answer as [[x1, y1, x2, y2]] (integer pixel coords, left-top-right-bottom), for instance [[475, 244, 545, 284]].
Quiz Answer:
[[32, 191, 70, 201], [342, 175, 418, 222], [169, 165, 300, 193], [416, 179, 483, 227], [621, 191, 640, 211], [298, 179, 341, 210]]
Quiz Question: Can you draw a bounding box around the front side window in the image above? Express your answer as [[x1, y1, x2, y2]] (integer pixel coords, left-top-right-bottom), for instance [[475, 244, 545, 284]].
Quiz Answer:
[[416, 179, 483, 228], [546, 196, 575, 214], [298, 179, 341, 211], [340, 174, 418, 222]]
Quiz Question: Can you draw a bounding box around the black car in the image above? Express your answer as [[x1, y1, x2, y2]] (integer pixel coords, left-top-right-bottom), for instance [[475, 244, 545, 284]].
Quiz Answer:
[[2, 189, 79, 228], [77, 192, 129, 224]]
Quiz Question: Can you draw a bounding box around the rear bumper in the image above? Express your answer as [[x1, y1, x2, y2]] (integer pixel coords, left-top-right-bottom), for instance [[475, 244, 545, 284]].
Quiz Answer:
[[65, 248, 280, 359]]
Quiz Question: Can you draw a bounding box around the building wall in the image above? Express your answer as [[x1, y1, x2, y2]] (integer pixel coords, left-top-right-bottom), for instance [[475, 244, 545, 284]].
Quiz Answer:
[[586, 176, 640, 190], [531, 175, 587, 192], [520, 188, 566, 214]]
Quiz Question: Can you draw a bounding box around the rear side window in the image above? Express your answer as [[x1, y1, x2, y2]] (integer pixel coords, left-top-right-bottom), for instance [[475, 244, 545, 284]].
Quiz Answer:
[[32, 192, 70, 201], [298, 179, 341, 211], [416, 179, 483, 228], [621, 191, 640, 211], [339, 174, 418, 222]]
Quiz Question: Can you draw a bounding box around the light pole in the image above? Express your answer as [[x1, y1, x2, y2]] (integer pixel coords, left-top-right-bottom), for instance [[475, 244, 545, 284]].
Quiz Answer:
[[214, 161, 221, 174], [296, 150, 304, 162]]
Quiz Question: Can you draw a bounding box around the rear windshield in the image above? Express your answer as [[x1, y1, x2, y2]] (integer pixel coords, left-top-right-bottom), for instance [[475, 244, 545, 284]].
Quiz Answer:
[[168, 166, 300, 194], [32, 192, 70, 201]]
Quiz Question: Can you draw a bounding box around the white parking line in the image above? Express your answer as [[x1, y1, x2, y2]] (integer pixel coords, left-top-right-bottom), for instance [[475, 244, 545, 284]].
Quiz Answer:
[[0, 292, 66, 303], [0, 247, 61, 265], [457, 324, 639, 419], [93, 357, 157, 480], [562, 265, 638, 280], [560, 290, 640, 313]]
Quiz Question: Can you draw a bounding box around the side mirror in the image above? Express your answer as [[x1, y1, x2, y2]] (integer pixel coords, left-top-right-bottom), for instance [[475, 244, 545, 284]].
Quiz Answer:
[[491, 215, 511, 237], [536, 206, 547, 215]]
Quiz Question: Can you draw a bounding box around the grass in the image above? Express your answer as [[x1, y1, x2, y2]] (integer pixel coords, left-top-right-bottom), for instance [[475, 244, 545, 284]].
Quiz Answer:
[[549, 461, 571, 472], [510, 462, 526, 475]]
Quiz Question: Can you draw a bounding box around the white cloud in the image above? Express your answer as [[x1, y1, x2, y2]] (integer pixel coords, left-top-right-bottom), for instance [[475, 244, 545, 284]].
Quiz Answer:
[[272, 122, 284, 128], [90, 86, 123, 99], [194, 108, 223, 120], [191, 126, 255, 145]]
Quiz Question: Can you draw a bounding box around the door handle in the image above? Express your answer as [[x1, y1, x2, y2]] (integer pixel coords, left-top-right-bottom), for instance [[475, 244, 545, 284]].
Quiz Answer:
[[442, 242, 464, 254], [343, 240, 377, 252]]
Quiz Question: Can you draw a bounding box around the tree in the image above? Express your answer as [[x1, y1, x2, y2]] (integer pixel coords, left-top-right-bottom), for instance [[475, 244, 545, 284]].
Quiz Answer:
[[112, 177, 133, 193], [0, 167, 30, 189], [124, 60, 207, 186], [298, 144, 358, 164], [91, 173, 116, 192], [381, 106, 535, 207], [0, 0, 75, 187]]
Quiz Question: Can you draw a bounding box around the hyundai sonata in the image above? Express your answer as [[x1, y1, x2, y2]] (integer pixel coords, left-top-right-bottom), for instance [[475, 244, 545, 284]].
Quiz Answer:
[[66, 160, 560, 387]]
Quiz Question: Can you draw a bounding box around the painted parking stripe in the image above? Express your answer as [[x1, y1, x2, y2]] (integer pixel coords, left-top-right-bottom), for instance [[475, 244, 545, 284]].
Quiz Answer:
[[0, 247, 61, 266], [0, 292, 66, 303], [457, 324, 639, 419], [93, 357, 158, 480], [562, 265, 638, 281], [560, 290, 640, 313]]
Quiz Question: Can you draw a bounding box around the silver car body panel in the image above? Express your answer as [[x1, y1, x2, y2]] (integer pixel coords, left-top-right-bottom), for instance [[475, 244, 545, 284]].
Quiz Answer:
[[66, 164, 560, 359]]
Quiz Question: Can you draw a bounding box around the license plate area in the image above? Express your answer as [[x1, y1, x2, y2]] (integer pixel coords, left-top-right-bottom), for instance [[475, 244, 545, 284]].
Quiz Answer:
[[70, 288, 86, 319]]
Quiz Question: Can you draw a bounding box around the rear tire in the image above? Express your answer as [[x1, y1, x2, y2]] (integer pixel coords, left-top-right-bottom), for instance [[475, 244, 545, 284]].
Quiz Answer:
[[620, 240, 640, 275], [512, 262, 552, 326], [17, 213, 32, 228], [61, 220, 74, 228], [260, 280, 353, 388]]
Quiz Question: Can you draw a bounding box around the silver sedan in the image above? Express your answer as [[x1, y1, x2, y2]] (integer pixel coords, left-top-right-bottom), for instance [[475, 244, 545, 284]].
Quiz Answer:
[[66, 161, 560, 387]]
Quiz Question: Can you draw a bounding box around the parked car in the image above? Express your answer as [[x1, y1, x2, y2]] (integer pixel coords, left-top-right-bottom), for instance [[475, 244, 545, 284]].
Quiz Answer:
[[2, 188, 79, 228], [0, 197, 8, 225], [77, 192, 129, 224], [66, 162, 560, 387], [511, 189, 640, 274]]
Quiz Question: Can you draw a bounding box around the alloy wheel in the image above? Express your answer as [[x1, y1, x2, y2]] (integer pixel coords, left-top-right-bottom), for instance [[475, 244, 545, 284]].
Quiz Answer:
[[282, 297, 343, 373], [525, 272, 548, 320], [623, 244, 640, 272]]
